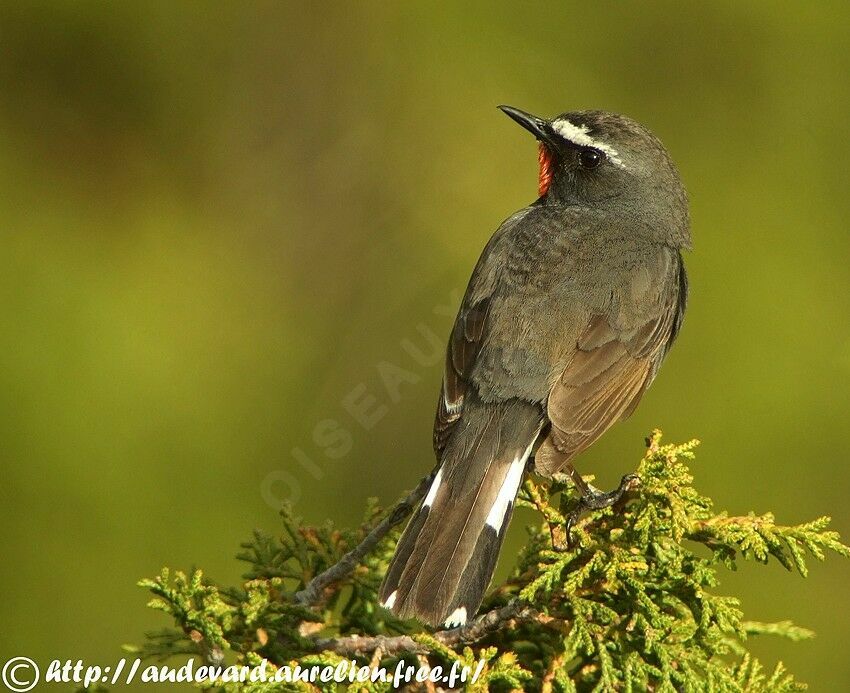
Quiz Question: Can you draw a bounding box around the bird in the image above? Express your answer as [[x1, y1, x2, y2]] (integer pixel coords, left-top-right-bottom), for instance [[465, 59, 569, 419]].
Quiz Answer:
[[378, 105, 690, 629]]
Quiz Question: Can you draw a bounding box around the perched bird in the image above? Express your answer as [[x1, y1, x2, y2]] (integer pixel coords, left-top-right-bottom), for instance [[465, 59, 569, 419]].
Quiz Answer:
[[379, 106, 690, 628]]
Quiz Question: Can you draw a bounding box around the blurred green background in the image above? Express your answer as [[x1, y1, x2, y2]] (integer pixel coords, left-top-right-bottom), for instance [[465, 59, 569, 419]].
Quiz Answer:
[[1, 1, 848, 690]]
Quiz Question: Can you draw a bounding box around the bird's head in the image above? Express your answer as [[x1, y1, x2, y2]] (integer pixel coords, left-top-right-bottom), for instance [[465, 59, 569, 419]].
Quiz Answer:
[[498, 105, 691, 249]]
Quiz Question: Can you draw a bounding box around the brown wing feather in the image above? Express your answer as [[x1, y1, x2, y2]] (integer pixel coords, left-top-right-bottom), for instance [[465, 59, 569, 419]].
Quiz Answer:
[[536, 267, 683, 477], [433, 297, 491, 457]]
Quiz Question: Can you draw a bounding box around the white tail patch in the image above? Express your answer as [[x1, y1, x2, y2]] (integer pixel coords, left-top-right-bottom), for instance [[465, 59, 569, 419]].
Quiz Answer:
[[551, 119, 626, 169], [380, 590, 397, 609], [423, 467, 443, 508], [444, 606, 467, 628], [443, 390, 463, 417], [485, 440, 536, 531]]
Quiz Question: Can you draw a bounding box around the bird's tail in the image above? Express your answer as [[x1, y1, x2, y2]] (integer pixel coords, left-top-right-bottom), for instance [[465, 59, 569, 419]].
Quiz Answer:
[[378, 398, 543, 627]]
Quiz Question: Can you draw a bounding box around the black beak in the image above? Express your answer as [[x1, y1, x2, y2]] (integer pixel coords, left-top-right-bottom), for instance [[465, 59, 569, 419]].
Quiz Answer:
[[498, 105, 554, 144]]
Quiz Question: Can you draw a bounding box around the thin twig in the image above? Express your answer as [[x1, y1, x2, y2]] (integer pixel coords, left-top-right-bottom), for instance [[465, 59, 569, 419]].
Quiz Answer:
[[313, 603, 538, 657], [293, 467, 438, 606], [541, 651, 567, 693]]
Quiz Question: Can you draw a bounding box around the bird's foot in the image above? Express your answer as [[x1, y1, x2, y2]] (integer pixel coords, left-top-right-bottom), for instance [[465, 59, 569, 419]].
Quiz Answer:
[[564, 473, 640, 548]]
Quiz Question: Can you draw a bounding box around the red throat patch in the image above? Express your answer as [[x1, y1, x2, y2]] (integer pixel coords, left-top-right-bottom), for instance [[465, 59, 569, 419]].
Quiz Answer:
[[538, 143, 554, 197]]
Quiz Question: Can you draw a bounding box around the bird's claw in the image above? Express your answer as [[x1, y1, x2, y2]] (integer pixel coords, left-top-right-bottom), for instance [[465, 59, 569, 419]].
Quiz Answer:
[[564, 473, 640, 548]]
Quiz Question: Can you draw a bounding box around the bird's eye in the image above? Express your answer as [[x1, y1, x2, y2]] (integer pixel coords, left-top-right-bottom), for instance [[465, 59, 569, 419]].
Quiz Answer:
[[579, 147, 604, 169]]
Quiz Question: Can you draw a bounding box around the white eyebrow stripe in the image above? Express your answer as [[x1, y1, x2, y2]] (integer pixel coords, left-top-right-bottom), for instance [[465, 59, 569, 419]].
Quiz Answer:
[[551, 119, 626, 169]]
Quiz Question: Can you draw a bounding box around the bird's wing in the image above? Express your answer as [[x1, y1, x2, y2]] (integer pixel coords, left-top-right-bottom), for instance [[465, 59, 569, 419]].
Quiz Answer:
[[432, 208, 537, 457], [433, 295, 491, 457], [536, 249, 687, 475]]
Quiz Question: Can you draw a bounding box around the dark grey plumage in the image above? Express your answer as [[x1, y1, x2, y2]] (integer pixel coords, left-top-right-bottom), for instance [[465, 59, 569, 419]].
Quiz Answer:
[[380, 108, 691, 628]]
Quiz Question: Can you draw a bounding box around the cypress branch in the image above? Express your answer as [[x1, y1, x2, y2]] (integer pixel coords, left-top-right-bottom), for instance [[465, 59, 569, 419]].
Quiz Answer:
[[130, 431, 849, 691], [313, 603, 537, 657], [292, 465, 438, 607]]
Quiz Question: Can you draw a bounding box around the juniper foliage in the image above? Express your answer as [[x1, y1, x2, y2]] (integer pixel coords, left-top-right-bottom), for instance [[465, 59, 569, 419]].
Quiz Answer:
[[133, 432, 849, 691]]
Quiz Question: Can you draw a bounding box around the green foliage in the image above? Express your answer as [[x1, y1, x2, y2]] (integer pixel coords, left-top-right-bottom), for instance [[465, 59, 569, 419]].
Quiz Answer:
[[133, 432, 849, 691]]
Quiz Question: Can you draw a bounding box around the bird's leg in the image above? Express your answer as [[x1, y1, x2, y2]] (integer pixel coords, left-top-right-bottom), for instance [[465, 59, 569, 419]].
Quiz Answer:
[[562, 462, 640, 547]]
